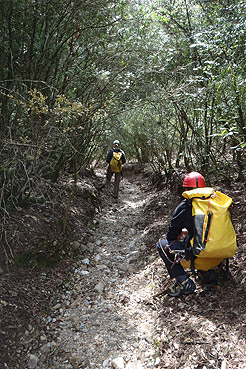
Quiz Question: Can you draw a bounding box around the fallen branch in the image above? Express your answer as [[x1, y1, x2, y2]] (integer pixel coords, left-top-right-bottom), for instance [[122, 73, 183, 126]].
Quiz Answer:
[[153, 289, 167, 298]]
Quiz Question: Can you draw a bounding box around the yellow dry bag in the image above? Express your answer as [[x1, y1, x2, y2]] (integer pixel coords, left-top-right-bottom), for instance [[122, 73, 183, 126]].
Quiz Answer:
[[181, 187, 237, 271], [110, 152, 122, 173]]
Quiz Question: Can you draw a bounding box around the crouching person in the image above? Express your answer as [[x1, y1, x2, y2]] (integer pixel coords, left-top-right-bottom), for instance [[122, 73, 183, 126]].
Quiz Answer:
[[156, 171, 237, 297], [156, 172, 205, 296]]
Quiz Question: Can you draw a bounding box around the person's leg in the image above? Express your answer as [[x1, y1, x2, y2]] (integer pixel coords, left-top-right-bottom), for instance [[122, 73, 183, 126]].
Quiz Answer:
[[100, 168, 113, 189], [156, 239, 195, 296], [113, 172, 121, 198], [105, 169, 113, 185], [156, 239, 188, 280]]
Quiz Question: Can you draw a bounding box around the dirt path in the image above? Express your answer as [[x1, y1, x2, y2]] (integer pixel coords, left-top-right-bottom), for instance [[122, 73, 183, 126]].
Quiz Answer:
[[23, 171, 246, 369], [23, 173, 161, 369]]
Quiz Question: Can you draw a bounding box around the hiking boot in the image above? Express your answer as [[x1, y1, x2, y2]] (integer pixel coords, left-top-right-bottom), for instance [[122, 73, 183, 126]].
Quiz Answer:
[[167, 278, 196, 297]]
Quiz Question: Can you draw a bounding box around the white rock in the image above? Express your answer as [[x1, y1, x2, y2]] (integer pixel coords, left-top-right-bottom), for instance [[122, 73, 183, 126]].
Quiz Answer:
[[155, 357, 160, 366], [81, 270, 89, 275], [94, 283, 104, 292], [82, 258, 90, 265], [112, 357, 125, 369]]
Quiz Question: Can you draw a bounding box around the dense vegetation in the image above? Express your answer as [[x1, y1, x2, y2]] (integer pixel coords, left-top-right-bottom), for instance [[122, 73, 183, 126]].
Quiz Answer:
[[0, 0, 245, 213]]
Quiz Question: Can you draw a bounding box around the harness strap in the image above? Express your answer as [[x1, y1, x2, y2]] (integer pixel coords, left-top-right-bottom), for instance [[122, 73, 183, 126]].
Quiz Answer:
[[158, 239, 186, 269]]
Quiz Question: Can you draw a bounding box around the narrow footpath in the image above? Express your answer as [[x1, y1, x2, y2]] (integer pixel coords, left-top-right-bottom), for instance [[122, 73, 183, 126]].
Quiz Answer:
[[30, 173, 162, 369]]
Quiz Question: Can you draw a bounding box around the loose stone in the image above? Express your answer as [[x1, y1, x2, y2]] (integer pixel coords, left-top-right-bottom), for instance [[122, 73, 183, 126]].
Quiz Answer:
[[112, 357, 125, 369]]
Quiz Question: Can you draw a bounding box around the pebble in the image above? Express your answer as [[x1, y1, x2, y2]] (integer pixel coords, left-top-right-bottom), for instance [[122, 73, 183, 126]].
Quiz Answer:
[[72, 241, 80, 249], [97, 264, 108, 270], [82, 258, 90, 265], [53, 303, 61, 310], [40, 343, 50, 353], [80, 270, 89, 275], [94, 282, 105, 292], [118, 263, 129, 272], [95, 254, 101, 261], [27, 354, 39, 369], [112, 357, 125, 369]]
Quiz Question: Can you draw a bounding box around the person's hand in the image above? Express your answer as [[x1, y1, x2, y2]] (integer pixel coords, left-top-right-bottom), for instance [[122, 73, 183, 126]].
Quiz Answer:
[[177, 228, 188, 241]]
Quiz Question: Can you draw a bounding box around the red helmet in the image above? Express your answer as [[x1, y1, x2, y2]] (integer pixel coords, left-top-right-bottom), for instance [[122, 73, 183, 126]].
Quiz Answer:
[[183, 171, 205, 188]]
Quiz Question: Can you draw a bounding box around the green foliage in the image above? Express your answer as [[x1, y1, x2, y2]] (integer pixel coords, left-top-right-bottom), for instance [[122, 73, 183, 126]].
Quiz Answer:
[[0, 88, 109, 211], [118, 0, 246, 179], [0, 0, 245, 216]]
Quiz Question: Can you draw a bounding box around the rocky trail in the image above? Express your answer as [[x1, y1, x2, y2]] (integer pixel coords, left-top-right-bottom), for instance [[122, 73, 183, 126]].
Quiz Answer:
[[1, 168, 246, 369], [24, 172, 163, 369]]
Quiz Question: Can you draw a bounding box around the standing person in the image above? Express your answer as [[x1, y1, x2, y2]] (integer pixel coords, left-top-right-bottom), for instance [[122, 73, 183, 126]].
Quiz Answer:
[[156, 171, 237, 297], [101, 140, 126, 199]]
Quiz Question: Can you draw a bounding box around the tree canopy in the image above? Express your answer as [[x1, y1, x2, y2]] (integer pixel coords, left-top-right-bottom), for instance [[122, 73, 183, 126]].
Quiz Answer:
[[0, 0, 245, 210]]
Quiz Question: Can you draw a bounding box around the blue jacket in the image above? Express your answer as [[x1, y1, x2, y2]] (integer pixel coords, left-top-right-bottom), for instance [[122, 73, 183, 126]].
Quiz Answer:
[[167, 199, 193, 242]]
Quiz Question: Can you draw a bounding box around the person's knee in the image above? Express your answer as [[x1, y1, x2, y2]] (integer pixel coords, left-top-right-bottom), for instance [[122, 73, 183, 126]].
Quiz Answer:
[[156, 240, 169, 261], [156, 239, 168, 251]]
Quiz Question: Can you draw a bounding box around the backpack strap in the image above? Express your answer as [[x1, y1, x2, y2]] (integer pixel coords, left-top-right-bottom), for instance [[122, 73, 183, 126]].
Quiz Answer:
[[190, 255, 196, 277], [183, 233, 197, 277]]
